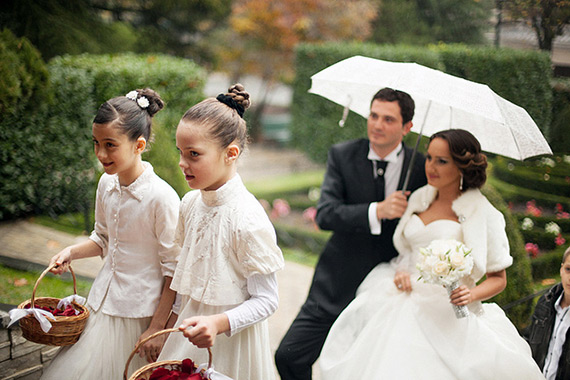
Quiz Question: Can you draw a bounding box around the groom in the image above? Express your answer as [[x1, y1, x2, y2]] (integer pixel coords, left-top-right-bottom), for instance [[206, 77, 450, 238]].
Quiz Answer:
[[275, 88, 427, 379]]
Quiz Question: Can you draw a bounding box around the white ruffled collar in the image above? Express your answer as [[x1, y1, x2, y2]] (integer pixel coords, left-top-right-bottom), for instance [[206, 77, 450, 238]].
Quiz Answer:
[[200, 173, 242, 207], [105, 161, 154, 202]]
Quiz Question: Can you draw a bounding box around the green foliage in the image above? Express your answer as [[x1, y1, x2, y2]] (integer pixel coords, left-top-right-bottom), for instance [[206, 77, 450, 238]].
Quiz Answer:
[[0, 30, 94, 221], [550, 79, 570, 153], [291, 42, 443, 163], [0, 29, 50, 117], [435, 44, 553, 133], [492, 156, 570, 197], [529, 245, 567, 281], [488, 175, 570, 211], [0, 0, 139, 60], [370, 0, 493, 46], [483, 185, 535, 328]]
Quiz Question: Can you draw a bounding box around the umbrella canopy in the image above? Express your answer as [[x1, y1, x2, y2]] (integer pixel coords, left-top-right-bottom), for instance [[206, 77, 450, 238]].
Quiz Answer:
[[308, 55, 552, 161]]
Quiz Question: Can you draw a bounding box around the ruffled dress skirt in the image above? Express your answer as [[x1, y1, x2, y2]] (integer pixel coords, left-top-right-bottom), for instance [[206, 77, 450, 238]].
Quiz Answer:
[[158, 296, 275, 380], [40, 301, 150, 380]]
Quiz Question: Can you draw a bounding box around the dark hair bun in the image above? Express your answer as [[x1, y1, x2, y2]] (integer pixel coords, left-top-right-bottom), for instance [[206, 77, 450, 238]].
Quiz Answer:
[[227, 84, 251, 110], [138, 88, 164, 117]]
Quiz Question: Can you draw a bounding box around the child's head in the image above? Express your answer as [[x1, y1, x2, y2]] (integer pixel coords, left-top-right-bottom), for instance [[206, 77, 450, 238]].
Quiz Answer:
[[92, 89, 164, 182], [93, 88, 164, 142], [176, 84, 251, 191]]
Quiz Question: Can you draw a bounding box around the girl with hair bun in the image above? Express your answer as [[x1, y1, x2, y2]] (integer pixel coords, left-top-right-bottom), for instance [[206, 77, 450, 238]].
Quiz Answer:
[[158, 84, 284, 379], [42, 89, 180, 380], [319, 129, 544, 379]]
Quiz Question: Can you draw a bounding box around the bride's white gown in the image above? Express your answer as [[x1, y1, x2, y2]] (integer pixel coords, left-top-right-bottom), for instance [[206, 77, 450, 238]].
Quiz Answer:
[[319, 215, 544, 380]]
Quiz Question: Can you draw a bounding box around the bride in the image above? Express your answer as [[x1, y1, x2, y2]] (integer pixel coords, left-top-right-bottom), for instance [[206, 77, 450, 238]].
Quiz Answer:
[[319, 129, 544, 379]]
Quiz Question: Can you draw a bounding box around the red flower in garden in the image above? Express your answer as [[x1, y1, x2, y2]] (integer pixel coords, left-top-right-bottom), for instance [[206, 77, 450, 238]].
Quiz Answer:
[[525, 243, 540, 258], [555, 234, 566, 246]]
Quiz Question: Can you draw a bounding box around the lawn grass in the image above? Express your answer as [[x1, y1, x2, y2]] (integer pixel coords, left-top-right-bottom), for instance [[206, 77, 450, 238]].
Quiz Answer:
[[0, 264, 92, 306]]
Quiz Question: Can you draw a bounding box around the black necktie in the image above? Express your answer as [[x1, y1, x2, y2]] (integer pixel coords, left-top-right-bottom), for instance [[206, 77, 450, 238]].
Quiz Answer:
[[374, 160, 388, 200]]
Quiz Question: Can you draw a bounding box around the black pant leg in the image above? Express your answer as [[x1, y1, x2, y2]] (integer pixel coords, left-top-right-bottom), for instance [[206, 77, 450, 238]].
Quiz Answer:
[[275, 303, 335, 380]]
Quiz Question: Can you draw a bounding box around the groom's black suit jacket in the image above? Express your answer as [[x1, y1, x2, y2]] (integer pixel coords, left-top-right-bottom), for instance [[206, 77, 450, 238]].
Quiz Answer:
[[306, 138, 427, 317]]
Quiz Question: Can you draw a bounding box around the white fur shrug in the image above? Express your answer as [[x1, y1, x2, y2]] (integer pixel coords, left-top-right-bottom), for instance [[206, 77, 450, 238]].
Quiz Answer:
[[393, 185, 513, 289]]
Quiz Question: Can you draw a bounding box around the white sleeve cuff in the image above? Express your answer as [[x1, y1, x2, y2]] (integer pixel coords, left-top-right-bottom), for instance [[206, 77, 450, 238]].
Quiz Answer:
[[224, 272, 279, 336], [368, 202, 382, 235]]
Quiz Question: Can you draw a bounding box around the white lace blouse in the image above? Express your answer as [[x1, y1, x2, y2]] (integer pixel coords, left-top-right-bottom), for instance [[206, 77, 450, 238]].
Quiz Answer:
[[171, 174, 284, 306]]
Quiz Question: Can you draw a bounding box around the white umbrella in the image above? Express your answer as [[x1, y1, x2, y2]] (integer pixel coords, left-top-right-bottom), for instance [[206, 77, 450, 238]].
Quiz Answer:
[[308, 55, 552, 162]]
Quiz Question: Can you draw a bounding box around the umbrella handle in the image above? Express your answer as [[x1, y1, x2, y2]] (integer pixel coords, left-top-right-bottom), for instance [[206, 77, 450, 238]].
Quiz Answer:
[[338, 96, 352, 127], [402, 100, 430, 192]]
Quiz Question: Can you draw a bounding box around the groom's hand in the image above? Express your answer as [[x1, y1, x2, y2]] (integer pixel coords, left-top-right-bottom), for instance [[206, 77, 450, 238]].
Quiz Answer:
[[376, 191, 410, 221]]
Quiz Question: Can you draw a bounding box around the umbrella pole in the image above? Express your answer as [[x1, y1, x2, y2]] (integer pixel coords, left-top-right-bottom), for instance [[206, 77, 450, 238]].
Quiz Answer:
[[401, 100, 431, 192]]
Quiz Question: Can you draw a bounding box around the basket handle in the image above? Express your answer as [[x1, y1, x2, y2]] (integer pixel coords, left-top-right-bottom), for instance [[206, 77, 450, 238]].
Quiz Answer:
[[123, 327, 213, 380], [31, 263, 77, 308]]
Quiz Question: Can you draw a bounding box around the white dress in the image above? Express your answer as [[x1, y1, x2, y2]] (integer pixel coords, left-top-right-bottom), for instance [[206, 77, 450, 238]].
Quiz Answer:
[[319, 214, 544, 380], [158, 174, 284, 380]]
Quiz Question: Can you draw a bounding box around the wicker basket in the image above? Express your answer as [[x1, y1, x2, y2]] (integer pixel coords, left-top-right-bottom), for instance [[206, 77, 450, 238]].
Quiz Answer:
[[16, 263, 89, 346], [124, 328, 213, 380]]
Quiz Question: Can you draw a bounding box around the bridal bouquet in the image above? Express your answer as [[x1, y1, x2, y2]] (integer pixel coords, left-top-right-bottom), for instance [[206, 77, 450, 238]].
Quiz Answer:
[[416, 239, 474, 318]]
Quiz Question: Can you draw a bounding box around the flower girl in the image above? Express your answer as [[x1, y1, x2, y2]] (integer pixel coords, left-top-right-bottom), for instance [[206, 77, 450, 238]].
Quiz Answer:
[[157, 84, 284, 380], [41, 89, 180, 379]]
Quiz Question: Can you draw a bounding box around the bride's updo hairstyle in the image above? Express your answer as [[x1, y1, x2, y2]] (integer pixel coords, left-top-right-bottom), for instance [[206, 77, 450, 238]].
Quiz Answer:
[[93, 88, 164, 144], [181, 83, 251, 153], [429, 129, 487, 191]]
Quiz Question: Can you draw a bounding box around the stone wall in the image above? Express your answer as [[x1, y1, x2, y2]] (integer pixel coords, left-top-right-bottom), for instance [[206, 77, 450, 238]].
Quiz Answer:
[[0, 310, 59, 380]]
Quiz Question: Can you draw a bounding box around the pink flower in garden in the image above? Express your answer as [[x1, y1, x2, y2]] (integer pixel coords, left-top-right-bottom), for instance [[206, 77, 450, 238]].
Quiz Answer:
[[525, 200, 542, 217], [302, 206, 317, 223], [555, 204, 569, 220], [525, 242, 540, 258], [555, 234, 566, 246], [271, 199, 290, 219]]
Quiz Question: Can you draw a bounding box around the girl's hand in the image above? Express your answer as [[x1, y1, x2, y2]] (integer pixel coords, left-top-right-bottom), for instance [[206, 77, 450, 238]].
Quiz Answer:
[[393, 271, 412, 292], [449, 285, 472, 306], [49, 248, 72, 275], [137, 327, 166, 363], [178, 314, 229, 348]]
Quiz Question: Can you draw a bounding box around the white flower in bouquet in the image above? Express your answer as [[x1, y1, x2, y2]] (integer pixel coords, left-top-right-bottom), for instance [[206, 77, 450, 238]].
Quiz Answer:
[[417, 239, 474, 318], [417, 239, 473, 288]]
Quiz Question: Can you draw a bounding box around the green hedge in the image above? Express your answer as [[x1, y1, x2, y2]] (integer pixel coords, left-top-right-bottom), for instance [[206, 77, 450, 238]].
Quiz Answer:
[[436, 44, 552, 132], [483, 185, 535, 328], [1, 49, 206, 221], [530, 246, 566, 281], [0, 30, 94, 220], [291, 42, 553, 165], [550, 79, 570, 154], [492, 156, 570, 197]]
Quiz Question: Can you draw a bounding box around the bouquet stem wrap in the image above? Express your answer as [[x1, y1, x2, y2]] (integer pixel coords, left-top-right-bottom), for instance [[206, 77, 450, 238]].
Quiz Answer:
[[446, 281, 469, 319]]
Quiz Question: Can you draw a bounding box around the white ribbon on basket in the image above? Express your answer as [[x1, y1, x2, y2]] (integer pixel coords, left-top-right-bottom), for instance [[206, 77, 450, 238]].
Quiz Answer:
[[197, 364, 234, 380], [57, 294, 86, 313], [7, 308, 54, 333]]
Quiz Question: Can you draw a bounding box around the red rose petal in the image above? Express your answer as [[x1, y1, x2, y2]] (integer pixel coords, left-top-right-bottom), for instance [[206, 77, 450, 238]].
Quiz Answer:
[[149, 367, 170, 380], [181, 359, 196, 374]]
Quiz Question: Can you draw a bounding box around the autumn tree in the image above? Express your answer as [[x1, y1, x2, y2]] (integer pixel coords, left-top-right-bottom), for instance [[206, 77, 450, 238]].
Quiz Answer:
[[215, 0, 377, 139], [504, 0, 570, 50]]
